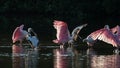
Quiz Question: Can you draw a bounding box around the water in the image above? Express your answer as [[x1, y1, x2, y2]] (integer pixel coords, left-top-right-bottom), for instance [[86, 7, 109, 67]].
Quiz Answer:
[[0, 43, 120, 68]]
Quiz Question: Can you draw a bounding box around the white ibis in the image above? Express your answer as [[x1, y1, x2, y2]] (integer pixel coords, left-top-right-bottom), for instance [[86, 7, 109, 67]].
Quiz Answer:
[[68, 23, 87, 46], [26, 28, 39, 49]]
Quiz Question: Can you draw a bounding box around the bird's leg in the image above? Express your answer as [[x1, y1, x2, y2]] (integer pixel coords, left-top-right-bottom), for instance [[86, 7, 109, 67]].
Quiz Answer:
[[60, 43, 64, 49], [114, 46, 119, 54], [69, 43, 71, 48], [69, 43, 73, 48], [19, 40, 22, 47], [27, 40, 34, 49], [60, 45, 63, 49], [30, 44, 34, 49]]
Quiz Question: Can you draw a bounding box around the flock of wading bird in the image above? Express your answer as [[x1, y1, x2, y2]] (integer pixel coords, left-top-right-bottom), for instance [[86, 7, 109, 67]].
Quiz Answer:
[[12, 20, 120, 52]]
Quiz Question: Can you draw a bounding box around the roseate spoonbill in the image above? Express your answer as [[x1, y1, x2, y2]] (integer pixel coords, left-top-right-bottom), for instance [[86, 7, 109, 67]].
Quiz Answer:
[[26, 28, 39, 49], [53, 20, 70, 48], [53, 20, 87, 48], [12, 24, 28, 45], [83, 25, 120, 48]]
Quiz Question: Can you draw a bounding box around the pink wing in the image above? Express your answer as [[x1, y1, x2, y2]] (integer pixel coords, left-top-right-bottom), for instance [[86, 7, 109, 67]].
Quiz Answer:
[[53, 20, 70, 44], [12, 24, 27, 43], [87, 27, 120, 47], [97, 28, 120, 47], [12, 27, 21, 42], [87, 28, 105, 40]]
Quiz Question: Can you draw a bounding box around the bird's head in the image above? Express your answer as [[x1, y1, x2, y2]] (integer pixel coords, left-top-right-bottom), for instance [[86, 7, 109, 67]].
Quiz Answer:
[[28, 28, 33, 33], [104, 25, 110, 29]]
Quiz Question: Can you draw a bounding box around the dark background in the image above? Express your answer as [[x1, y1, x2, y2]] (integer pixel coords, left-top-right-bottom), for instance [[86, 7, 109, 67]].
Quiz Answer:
[[0, 0, 120, 41]]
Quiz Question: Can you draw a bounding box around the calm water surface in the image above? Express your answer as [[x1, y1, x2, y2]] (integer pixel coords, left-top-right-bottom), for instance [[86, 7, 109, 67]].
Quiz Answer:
[[0, 42, 120, 68]]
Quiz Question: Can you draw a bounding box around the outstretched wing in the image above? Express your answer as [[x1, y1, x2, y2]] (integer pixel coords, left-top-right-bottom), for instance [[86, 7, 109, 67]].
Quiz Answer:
[[12, 27, 21, 41], [98, 28, 120, 47], [71, 24, 87, 41], [53, 20, 70, 44], [87, 28, 104, 40], [12, 24, 28, 43]]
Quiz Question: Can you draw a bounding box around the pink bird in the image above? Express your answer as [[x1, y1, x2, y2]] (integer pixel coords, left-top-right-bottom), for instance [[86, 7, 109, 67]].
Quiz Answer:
[[53, 20, 87, 48], [12, 24, 28, 45], [83, 25, 120, 48], [53, 20, 70, 48]]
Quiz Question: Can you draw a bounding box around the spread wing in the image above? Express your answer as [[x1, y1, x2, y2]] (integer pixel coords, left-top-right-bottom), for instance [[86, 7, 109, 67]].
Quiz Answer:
[[87, 28, 104, 40], [12, 24, 28, 43], [97, 28, 120, 47], [12, 27, 21, 41], [71, 24, 87, 40]]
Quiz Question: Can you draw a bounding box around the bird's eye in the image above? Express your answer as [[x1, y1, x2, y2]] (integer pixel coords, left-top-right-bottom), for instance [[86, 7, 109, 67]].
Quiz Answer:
[[114, 31, 117, 34]]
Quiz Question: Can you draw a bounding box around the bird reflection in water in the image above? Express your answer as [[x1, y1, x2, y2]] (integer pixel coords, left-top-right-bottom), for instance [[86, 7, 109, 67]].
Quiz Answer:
[[87, 48, 120, 68], [12, 44, 39, 68], [53, 47, 76, 68], [12, 44, 25, 68]]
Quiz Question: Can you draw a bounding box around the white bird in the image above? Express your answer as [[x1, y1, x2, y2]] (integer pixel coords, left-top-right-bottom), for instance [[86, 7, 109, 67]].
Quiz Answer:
[[26, 28, 39, 49], [83, 25, 120, 48], [68, 24, 87, 46]]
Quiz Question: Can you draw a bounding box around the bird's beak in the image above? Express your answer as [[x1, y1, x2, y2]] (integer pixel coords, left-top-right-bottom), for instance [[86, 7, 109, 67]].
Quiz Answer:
[[83, 23, 88, 27], [78, 35, 82, 39], [83, 38, 87, 42]]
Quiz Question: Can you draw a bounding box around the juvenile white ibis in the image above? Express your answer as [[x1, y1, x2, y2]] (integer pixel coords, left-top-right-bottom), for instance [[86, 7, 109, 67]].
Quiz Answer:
[[12, 24, 28, 45], [83, 25, 120, 48], [68, 23, 87, 46], [26, 28, 39, 49]]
